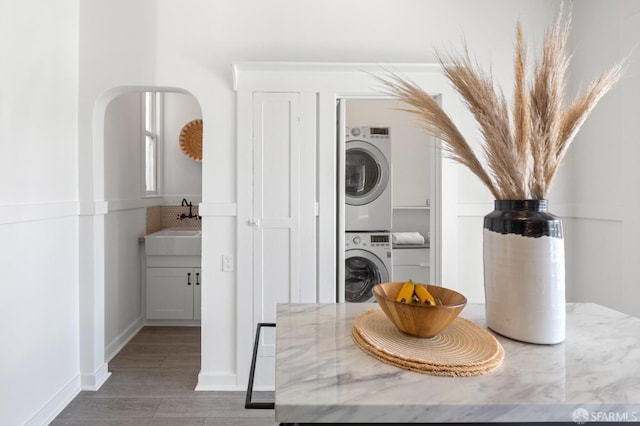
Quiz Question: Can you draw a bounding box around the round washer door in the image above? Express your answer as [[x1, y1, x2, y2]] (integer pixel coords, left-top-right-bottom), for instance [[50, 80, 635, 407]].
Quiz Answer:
[[345, 249, 389, 303], [345, 140, 390, 206]]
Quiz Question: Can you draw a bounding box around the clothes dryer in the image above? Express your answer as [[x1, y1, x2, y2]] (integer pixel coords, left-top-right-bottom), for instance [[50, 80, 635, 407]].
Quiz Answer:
[[343, 232, 392, 303], [345, 126, 392, 232]]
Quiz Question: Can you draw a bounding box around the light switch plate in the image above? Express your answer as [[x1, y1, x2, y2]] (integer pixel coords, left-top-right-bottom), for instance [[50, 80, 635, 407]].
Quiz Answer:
[[222, 255, 234, 272]]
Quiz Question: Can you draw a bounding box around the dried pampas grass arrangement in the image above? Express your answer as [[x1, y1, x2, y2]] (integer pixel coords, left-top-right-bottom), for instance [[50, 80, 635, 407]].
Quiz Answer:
[[381, 8, 625, 200]]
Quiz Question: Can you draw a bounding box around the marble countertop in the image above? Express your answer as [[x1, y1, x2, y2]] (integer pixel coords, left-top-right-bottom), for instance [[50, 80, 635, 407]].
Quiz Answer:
[[275, 303, 640, 423]]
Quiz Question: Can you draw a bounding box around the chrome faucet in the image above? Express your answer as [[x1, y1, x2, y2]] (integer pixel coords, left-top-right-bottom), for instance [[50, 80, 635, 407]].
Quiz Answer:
[[177, 198, 201, 220]]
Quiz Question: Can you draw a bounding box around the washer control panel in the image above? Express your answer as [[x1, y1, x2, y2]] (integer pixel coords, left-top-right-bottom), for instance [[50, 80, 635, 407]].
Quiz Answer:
[[346, 233, 391, 248], [347, 126, 390, 140]]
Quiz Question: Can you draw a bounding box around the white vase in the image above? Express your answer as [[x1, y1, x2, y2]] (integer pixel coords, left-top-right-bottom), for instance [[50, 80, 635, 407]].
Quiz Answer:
[[483, 200, 565, 344]]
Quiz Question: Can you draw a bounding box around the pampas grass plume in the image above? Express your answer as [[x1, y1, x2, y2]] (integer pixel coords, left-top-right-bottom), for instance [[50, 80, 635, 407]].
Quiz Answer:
[[381, 8, 624, 200]]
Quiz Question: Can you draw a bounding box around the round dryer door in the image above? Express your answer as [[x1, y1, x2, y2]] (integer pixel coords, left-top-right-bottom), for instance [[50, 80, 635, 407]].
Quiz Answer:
[[345, 249, 390, 302], [345, 140, 390, 206]]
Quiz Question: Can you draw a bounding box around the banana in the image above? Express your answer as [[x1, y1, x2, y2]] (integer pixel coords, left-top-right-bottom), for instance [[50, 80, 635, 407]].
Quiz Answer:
[[395, 280, 415, 303], [414, 284, 437, 306]]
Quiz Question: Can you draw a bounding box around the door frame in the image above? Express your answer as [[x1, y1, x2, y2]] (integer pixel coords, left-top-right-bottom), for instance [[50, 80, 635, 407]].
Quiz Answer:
[[80, 86, 200, 391], [233, 62, 460, 389]]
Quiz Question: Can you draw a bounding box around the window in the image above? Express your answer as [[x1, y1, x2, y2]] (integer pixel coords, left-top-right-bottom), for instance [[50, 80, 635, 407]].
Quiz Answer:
[[144, 92, 162, 195]]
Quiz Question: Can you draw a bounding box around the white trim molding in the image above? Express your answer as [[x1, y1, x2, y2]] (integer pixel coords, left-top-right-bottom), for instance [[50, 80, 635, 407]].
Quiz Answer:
[[25, 375, 81, 426], [81, 363, 111, 391], [0, 201, 109, 225], [568, 202, 623, 222], [105, 316, 144, 362], [106, 198, 157, 212], [232, 62, 442, 92], [195, 372, 241, 391], [79, 200, 109, 216]]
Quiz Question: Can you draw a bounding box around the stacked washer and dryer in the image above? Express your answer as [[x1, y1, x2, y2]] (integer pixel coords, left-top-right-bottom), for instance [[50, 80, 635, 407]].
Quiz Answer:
[[344, 126, 393, 303]]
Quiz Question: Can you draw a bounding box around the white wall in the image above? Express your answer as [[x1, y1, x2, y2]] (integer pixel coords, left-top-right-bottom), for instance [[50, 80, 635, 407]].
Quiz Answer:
[[105, 93, 143, 201], [0, 1, 81, 425], [568, 0, 640, 316], [3, 0, 637, 423], [103, 91, 202, 203], [78, 0, 564, 392], [103, 93, 145, 359], [0, 3, 78, 204], [163, 92, 203, 200]]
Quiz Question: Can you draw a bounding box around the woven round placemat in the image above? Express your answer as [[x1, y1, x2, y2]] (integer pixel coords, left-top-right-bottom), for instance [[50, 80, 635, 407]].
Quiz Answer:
[[352, 309, 504, 376], [179, 119, 203, 162]]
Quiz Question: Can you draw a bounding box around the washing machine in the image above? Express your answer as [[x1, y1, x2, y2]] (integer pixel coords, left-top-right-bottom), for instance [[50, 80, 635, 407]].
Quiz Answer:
[[343, 232, 392, 303], [345, 126, 392, 232]]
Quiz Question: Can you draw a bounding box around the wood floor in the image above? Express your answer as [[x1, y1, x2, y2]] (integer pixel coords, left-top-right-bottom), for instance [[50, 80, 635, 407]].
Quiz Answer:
[[52, 326, 277, 426]]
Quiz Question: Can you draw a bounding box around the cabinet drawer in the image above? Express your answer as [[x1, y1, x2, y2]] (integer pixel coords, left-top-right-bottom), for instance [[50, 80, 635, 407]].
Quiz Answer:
[[393, 248, 430, 266]]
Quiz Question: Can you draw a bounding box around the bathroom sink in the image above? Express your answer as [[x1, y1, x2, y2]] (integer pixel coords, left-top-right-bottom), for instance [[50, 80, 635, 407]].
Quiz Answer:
[[148, 229, 202, 237], [145, 228, 202, 255]]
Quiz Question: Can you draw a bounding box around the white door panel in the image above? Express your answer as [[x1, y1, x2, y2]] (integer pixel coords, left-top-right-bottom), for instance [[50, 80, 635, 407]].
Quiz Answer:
[[253, 93, 302, 357]]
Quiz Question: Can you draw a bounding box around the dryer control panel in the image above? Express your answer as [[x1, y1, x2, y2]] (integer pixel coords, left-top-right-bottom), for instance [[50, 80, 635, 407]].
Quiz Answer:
[[348, 126, 390, 139], [346, 233, 391, 248]]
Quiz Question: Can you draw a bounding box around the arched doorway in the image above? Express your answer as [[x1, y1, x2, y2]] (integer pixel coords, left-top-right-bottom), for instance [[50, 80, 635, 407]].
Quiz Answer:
[[78, 86, 203, 390]]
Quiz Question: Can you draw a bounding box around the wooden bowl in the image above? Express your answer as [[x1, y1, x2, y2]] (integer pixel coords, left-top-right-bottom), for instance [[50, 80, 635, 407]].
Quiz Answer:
[[373, 282, 467, 338]]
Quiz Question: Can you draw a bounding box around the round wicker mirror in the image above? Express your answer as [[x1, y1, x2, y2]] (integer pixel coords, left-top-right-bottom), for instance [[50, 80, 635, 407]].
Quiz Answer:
[[179, 119, 203, 162]]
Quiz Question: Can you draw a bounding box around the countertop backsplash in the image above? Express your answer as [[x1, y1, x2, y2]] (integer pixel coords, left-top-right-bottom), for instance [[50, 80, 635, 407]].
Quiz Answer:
[[146, 204, 201, 235]]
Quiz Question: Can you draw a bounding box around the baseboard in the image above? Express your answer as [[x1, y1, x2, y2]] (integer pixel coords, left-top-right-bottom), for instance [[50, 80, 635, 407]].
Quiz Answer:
[[106, 316, 144, 362], [195, 371, 243, 391], [81, 363, 112, 391], [143, 319, 201, 327], [25, 374, 81, 426]]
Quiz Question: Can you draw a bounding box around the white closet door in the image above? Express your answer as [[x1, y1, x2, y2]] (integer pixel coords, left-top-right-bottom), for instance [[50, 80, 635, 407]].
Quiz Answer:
[[252, 93, 301, 357]]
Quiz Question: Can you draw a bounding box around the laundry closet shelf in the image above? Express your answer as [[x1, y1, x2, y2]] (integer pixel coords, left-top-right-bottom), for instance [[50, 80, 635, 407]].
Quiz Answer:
[[392, 244, 430, 249], [393, 206, 431, 210]]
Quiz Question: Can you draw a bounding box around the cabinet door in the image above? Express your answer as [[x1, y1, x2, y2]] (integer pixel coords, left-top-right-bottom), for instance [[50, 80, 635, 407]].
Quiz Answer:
[[146, 267, 194, 320], [193, 268, 201, 320]]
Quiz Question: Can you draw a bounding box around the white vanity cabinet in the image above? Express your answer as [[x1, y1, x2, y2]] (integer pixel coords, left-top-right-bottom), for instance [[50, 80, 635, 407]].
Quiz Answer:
[[146, 255, 201, 321], [146, 266, 201, 320]]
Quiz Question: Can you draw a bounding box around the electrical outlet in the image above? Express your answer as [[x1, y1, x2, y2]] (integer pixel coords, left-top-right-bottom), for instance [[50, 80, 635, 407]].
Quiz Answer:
[[222, 255, 234, 272]]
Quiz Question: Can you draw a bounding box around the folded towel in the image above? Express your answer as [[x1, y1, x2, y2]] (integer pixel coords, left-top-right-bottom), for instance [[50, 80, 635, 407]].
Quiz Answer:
[[392, 232, 425, 245]]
